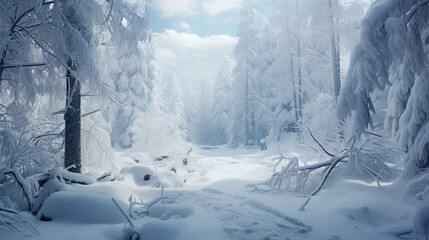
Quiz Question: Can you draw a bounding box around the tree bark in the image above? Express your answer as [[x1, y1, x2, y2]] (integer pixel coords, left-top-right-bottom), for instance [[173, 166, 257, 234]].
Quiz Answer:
[[328, 0, 345, 140], [245, 59, 249, 145], [287, 21, 299, 131], [329, 0, 341, 100], [297, 36, 303, 126], [64, 59, 81, 173]]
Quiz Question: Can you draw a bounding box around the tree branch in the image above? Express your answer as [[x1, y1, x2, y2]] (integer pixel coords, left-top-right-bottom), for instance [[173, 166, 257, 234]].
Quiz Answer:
[[81, 109, 100, 118], [2, 62, 46, 69], [308, 128, 335, 156], [299, 153, 348, 211]]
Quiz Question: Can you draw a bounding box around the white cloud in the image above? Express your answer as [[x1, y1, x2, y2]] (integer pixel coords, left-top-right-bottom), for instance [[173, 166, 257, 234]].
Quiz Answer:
[[154, 0, 199, 17], [154, 0, 242, 17], [155, 29, 237, 86], [178, 21, 192, 32], [202, 0, 241, 15]]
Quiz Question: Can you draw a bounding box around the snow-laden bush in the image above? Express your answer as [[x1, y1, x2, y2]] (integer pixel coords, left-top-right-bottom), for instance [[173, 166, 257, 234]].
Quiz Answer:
[[0, 128, 59, 176], [298, 93, 342, 152], [81, 115, 114, 173], [130, 111, 188, 157]]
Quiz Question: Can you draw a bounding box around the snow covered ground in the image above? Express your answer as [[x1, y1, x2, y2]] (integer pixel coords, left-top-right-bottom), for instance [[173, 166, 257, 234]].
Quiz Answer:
[[2, 136, 416, 240]]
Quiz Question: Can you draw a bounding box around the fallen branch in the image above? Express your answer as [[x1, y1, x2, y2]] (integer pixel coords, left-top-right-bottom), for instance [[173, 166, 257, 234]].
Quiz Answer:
[[299, 153, 348, 211], [0, 207, 18, 214], [308, 128, 334, 157]]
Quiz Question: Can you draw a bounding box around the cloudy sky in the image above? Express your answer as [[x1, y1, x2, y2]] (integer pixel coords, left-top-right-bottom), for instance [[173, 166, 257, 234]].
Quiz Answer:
[[150, 0, 271, 87]]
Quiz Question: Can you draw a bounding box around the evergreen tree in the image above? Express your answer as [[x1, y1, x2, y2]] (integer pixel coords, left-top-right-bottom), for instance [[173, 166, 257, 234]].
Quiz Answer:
[[337, 0, 429, 176], [212, 56, 234, 144], [229, 1, 265, 146]]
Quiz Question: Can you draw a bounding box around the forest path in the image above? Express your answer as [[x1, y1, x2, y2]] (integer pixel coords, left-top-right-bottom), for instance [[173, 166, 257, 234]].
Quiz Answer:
[[172, 145, 313, 240], [176, 187, 312, 240]]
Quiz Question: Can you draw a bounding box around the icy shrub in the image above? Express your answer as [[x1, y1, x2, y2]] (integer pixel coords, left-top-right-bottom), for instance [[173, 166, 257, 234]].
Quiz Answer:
[[298, 93, 343, 152], [0, 128, 58, 176], [81, 115, 114, 172]]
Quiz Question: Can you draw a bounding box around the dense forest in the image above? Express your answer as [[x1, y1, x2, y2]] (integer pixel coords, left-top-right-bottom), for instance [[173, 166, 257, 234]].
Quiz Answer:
[[0, 0, 428, 239]]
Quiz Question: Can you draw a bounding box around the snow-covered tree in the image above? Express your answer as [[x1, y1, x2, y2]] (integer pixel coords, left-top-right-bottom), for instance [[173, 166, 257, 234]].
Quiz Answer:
[[108, 3, 151, 149], [270, 0, 301, 136], [193, 77, 214, 144], [211, 56, 234, 144], [163, 70, 186, 133], [337, 2, 429, 237], [229, 1, 266, 146], [0, 0, 158, 174], [337, 0, 429, 176]]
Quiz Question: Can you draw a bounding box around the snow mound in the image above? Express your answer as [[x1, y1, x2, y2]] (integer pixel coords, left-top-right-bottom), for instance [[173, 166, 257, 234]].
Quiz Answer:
[[140, 219, 182, 240], [120, 165, 183, 188], [148, 203, 193, 220], [139, 203, 227, 240], [38, 191, 126, 224], [157, 170, 184, 188]]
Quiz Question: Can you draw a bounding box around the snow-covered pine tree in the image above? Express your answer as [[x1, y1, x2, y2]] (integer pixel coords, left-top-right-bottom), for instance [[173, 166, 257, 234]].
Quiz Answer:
[[337, 0, 429, 176], [229, 1, 265, 147], [194, 77, 214, 144], [145, 33, 164, 113], [212, 55, 234, 144], [109, 3, 152, 149], [269, 0, 301, 136], [163, 70, 186, 134]]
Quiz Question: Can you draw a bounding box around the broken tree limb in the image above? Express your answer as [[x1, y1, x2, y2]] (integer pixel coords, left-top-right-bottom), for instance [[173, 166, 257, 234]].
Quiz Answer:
[[0, 206, 18, 214], [308, 128, 334, 157], [299, 152, 348, 211]]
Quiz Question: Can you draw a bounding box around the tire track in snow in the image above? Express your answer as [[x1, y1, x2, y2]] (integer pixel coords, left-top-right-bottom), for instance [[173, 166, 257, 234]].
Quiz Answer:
[[176, 188, 312, 240]]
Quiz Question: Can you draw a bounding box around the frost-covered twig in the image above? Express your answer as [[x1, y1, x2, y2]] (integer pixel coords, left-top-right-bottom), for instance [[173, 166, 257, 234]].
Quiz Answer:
[[112, 198, 136, 229]]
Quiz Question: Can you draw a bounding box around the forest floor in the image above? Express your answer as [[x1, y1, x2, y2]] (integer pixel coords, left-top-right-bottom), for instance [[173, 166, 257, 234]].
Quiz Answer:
[[2, 135, 416, 240]]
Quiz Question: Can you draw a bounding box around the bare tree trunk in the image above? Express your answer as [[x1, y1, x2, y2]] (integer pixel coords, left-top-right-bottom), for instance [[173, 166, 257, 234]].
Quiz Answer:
[[64, 59, 81, 173], [287, 21, 299, 131], [328, 0, 345, 140], [251, 110, 256, 144], [0, 48, 6, 81], [245, 59, 249, 146], [297, 36, 303, 126], [329, 0, 341, 100]]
